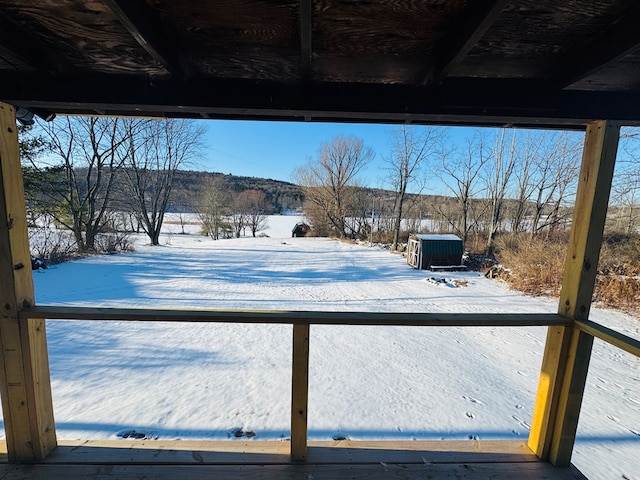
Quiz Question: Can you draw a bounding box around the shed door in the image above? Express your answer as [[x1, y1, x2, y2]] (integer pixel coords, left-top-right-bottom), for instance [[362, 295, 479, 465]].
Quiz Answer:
[[407, 238, 420, 269]]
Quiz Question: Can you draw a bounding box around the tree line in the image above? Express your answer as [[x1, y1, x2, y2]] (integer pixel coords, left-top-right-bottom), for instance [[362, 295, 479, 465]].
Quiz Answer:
[[20, 117, 302, 258], [20, 117, 640, 260], [294, 127, 588, 252]]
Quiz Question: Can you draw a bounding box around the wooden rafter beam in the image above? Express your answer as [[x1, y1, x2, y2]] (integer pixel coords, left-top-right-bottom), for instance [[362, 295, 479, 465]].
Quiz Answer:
[[6, 73, 640, 127], [0, 11, 64, 72], [102, 0, 193, 78], [299, 0, 313, 81], [558, 7, 640, 88], [422, 0, 509, 86]]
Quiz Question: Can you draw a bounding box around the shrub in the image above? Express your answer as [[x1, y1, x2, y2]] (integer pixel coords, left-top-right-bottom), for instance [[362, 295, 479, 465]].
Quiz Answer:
[[491, 231, 640, 315], [595, 233, 640, 314], [493, 234, 566, 296], [94, 231, 133, 254], [595, 275, 640, 313], [28, 217, 78, 265]]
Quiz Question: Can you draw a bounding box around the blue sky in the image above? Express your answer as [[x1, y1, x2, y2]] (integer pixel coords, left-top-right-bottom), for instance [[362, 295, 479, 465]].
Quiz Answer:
[[196, 120, 475, 189]]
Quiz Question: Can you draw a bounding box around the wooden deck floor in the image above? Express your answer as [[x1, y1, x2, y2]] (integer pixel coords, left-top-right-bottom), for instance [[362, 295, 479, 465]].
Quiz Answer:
[[0, 440, 587, 479]]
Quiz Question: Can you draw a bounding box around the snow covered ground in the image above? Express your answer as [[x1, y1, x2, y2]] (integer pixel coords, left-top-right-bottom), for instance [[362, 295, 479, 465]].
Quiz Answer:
[[10, 215, 639, 479]]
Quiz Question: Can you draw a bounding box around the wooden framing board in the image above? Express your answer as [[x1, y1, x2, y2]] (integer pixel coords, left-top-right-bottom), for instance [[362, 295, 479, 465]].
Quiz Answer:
[[44, 439, 538, 465], [0, 440, 589, 478], [528, 120, 620, 467], [20, 306, 569, 327], [0, 461, 587, 480], [7, 73, 640, 128], [548, 329, 594, 466], [0, 102, 56, 461], [575, 319, 640, 358], [291, 324, 310, 461]]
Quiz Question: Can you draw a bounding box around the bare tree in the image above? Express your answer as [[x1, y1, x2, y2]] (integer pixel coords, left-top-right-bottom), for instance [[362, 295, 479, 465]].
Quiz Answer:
[[237, 189, 269, 237], [385, 125, 445, 251], [342, 186, 373, 240], [610, 176, 640, 234], [36, 116, 130, 252], [528, 132, 581, 237], [610, 127, 640, 233], [509, 132, 541, 233], [294, 135, 373, 238], [169, 188, 195, 235], [434, 130, 490, 244], [198, 177, 230, 240], [485, 129, 517, 252], [121, 119, 205, 245], [230, 208, 245, 238]]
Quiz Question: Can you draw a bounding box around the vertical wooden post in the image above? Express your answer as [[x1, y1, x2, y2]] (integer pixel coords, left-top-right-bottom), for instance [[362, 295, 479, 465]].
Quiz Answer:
[[291, 323, 309, 462], [528, 120, 619, 466], [0, 102, 57, 462]]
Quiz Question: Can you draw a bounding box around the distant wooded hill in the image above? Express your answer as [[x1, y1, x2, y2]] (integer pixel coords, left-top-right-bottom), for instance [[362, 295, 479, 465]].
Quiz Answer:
[[169, 170, 305, 214]]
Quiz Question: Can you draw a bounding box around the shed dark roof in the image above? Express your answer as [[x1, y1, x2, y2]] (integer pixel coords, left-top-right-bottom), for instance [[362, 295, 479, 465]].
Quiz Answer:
[[411, 234, 462, 242], [2, 1, 640, 127]]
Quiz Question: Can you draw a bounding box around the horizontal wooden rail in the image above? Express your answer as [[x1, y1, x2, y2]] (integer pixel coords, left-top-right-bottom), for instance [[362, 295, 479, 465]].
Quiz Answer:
[[576, 319, 640, 358], [19, 306, 570, 327]]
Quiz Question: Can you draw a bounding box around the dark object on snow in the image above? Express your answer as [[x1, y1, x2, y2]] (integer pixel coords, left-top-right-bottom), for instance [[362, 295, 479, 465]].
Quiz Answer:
[[31, 255, 47, 270], [407, 234, 463, 270], [292, 222, 310, 237], [117, 430, 147, 439], [231, 428, 256, 438], [485, 264, 510, 281]]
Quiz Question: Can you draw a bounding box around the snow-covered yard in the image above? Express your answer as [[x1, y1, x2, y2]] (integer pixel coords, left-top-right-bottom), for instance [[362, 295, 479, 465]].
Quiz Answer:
[[11, 216, 640, 479]]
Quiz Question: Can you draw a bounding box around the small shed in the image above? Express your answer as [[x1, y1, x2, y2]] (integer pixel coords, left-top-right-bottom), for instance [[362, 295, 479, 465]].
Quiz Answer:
[[407, 234, 464, 270], [292, 222, 310, 237]]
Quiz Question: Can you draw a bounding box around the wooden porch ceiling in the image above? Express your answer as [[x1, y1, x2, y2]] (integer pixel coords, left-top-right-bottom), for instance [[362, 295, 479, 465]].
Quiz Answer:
[[1, 1, 640, 127]]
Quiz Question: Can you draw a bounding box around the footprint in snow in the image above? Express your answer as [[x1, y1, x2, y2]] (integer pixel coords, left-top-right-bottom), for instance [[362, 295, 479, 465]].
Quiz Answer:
[[606, 415, 640, 436], [462, 395, 483, 405], [512, 415, 531, 430]]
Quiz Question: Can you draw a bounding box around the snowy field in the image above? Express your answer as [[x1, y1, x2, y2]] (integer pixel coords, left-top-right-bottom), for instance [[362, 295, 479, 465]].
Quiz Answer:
[[12, 215, 640, 479]]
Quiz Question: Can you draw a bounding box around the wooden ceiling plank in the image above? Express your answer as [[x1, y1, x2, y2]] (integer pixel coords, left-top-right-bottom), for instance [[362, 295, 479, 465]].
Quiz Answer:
[[558, 8, 640, 88], [0, 11, 63, 72], [299, 0, 313, 81], [423, 0, 509, 86], [102, 0, 193, 78]]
